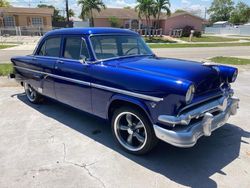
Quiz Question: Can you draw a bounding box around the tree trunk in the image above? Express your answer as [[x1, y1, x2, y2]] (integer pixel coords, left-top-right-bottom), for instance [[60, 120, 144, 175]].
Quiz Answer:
[[90, 9, 94, 27], [157, 13, 160, 29]]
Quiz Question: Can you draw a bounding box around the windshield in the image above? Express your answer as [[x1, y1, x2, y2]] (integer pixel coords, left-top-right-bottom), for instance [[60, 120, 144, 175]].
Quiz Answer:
[[90, 35, 153, 60]]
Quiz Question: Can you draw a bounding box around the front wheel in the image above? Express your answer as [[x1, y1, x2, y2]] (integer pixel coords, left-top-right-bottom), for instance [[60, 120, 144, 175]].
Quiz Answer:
[[111, 107, 158, 155], [24, 83, 43, 104]]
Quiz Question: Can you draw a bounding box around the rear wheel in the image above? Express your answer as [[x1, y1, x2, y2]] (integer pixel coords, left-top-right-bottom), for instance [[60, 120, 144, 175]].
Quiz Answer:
[[111, 106, 158, 155], [24, 83, 43, 104]]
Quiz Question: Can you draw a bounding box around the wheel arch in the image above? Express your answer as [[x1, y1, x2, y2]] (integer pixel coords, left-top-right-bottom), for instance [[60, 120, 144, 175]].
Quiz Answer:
[[107, 95, 153, 124]]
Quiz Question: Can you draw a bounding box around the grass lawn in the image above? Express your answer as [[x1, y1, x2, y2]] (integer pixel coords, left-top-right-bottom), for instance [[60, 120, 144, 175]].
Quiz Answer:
[[180, 36, 249, 42], [209, 57, 250, 65], [143, 37, 176, 43], [0, 64, 13, 76], [0, 45, 16, 49], [149, 42, 250, 48]]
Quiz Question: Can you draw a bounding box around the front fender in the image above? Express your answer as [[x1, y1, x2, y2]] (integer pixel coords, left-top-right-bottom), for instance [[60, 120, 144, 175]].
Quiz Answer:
[[106, 94, 153, 123]]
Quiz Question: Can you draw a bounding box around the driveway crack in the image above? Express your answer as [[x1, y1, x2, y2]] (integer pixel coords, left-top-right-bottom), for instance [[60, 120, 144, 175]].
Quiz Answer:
[[62, 143, 105, 188]]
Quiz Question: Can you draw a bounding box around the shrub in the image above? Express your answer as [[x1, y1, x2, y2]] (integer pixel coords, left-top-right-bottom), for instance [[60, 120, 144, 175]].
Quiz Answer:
[[108, 16, 121, 28], [194, 31, 202, 37], [181, 25, 202, 37], [181, 25, 194, 37]]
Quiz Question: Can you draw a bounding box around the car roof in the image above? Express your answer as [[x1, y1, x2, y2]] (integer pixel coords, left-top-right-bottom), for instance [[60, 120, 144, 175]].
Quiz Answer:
[[44, 27, 139, 36]]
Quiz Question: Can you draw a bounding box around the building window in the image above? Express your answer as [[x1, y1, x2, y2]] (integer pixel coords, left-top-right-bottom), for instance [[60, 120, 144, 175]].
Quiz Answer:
[[32, 17, 43, 26], [3, 16, 15, 27]]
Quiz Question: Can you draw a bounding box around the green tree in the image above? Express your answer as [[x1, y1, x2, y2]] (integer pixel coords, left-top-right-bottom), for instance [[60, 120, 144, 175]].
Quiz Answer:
[[174, 9, 186, 13], [154, 0, 171, 28], [68, 9, 75, 18], [135, 0, 155, 28], [78, 0, 106, 27], [124, 6, 131, 9], [37, 4, 65, 22], [230, 2, 250, 24], [0, 0, 10, 7], [208, 0, 234, 22], [108, 16, 121, 27]]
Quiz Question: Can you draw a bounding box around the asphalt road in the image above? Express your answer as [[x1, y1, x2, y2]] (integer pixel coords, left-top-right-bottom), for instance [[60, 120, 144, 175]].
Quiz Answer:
[[153, 46, 250, 61], [0, 68, 250, 187], [1, 45, 250, 63]]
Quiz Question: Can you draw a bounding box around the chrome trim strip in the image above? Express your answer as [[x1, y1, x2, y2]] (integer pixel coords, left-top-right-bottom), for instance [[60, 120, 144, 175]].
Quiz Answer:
[[91, 83, 163, 102], [13, 66, 91, 86], [178, 93, 223, 115], [14, 65, 163, 102]]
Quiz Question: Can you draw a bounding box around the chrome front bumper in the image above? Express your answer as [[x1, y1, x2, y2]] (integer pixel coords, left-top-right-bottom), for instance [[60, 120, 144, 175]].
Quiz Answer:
[[153, 96, 239, 148]]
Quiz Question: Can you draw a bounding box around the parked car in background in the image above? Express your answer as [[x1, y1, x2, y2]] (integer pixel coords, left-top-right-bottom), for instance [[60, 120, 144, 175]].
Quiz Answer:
[[11, 28, 239, 155]]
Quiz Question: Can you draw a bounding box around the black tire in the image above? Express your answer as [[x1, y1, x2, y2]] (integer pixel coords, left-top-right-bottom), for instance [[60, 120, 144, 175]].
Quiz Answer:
[[111, 106, 158, 155], [24, 82, 43, 104]]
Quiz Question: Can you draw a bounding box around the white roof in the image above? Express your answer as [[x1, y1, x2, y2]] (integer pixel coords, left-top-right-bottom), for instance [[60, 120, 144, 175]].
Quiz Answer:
[[244, 23, 250, 26], [214, 21, 229, 24]]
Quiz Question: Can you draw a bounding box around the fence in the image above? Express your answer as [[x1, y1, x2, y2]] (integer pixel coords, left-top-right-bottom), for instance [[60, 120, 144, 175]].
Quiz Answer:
[[205, 25, 250, 36], [132, 29, 163, 37], [0, 26, 53, 36]]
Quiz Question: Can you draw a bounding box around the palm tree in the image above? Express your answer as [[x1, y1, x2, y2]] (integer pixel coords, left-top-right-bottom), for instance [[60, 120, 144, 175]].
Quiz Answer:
[[135, 0, 155, 29], [78, 0, 106, 27], [0, 0, 10, 7], [154, 0, 171, 28]]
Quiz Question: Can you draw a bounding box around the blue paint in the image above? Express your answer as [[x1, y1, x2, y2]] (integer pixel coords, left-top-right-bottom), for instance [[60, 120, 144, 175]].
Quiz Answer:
[[11, 28, 238, 126]]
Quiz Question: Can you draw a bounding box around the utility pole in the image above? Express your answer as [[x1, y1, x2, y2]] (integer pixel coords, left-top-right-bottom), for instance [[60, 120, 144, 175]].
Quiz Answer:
[[65, 0, 69, 23], [204, 7, 207, 20]]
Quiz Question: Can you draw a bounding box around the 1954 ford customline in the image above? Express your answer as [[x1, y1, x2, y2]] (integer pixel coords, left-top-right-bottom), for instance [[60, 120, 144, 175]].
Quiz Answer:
[[11, 28, 239, 154]]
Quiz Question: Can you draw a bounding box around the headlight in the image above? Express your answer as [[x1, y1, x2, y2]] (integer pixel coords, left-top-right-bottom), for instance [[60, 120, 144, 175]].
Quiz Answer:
[[186, 84, 195, 103], [231, 69, 238, 82]]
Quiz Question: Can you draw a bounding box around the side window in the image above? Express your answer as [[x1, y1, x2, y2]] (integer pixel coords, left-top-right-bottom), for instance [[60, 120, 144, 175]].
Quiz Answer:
[[37, 37, 61, 57], [63, 37, 90, 60], [45, 38, 61, 57]]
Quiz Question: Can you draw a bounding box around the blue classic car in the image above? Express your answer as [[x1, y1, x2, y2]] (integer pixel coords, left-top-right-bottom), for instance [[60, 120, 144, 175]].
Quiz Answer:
[[11, 28, 239, 154]]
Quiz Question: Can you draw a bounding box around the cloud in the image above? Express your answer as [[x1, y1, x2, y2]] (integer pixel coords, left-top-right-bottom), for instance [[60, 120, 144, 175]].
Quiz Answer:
[[181, 0, 191, 5]]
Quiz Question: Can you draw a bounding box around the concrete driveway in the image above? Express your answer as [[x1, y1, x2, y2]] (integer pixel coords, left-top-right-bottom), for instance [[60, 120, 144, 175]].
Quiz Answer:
[[1, 45, 250, 63], [0, 68, 250, 187]]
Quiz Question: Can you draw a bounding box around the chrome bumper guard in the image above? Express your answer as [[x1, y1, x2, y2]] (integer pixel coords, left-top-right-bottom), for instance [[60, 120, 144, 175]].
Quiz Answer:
[[153, 96, 239, 147]]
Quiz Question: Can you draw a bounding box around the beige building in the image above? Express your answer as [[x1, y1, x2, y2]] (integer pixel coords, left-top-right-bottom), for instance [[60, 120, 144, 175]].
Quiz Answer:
[[0, 7, 54, 28], [93, 8, 206, 35]]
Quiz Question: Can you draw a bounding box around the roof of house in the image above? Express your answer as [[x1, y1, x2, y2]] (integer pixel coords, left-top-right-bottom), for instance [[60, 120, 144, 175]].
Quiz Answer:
[[45, 27, 139, 36], [0, 7, 54, 15], [93, 8, 168, 20], [167, 11, 205, 21], [93, 8, 205, 22]]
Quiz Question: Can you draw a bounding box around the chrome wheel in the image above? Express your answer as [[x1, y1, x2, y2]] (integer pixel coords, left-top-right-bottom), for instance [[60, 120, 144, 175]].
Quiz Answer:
[[24, 83, 37, 102], [114, 112, 147, 152]]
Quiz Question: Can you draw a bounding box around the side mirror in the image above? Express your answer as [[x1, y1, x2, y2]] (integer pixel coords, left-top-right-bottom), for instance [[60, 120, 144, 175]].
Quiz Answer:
[[80, 55, 89, 65]]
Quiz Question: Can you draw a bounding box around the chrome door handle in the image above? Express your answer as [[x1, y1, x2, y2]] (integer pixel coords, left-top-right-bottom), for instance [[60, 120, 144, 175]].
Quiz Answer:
[[56, 60, 64, 64]]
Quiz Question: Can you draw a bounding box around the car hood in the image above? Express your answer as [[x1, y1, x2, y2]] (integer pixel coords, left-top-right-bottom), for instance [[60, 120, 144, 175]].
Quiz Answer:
[[109, 56, 221, 94]]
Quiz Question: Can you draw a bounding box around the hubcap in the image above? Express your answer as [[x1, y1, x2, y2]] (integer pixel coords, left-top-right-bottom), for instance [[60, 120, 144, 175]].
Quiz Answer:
[[114, 112, 147, 151], [24, 83, 36, 102]]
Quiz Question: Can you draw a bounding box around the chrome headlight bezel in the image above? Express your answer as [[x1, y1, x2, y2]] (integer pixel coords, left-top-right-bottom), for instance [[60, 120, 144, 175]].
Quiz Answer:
[[186, 84, 195, 104], [231, 69, 238, 82]]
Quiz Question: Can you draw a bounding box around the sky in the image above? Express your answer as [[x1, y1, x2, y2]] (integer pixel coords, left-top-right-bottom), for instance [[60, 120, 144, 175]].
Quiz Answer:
[[8, 0, 250, 19]]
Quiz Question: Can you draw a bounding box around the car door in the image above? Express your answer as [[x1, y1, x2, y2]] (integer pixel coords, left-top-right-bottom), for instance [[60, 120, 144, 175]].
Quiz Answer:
[[53, 35, 92, 113], [33, 36, 62, 99]]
